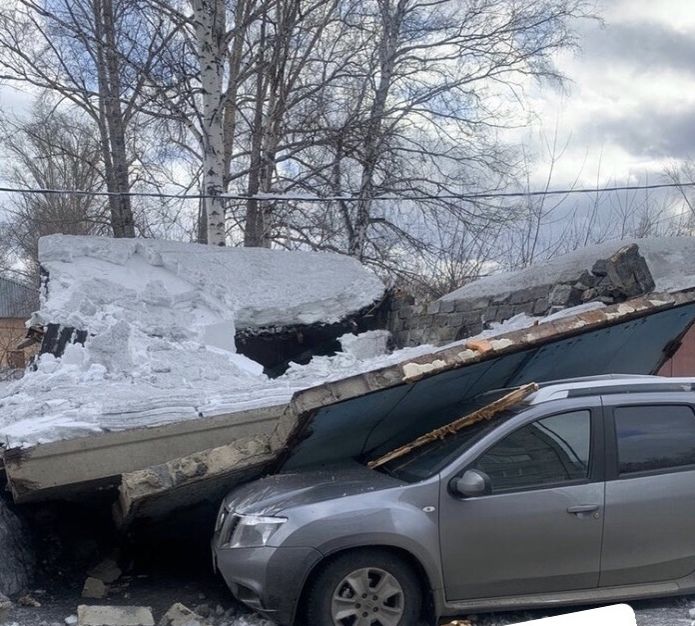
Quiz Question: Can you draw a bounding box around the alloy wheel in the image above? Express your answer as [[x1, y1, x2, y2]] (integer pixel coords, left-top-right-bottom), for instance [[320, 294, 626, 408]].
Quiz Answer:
[[330, 566, 405, 626]]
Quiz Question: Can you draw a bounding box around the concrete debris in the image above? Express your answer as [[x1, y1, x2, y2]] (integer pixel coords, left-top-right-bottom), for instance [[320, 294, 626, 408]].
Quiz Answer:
[[0, 593, 12, 624], [158, 603, 209, 626], [402, 358, 448, 382], [0, 498, 34, 595], [464, 338, 493, 353], [116, 435, 274, 525], [87, 559, 122, 584], [17, 595, 41, 608], [81, 578, 107, 600], [77, 606, 154, 626], [65, 616, 78, 625], [688, 607, 695, 619]]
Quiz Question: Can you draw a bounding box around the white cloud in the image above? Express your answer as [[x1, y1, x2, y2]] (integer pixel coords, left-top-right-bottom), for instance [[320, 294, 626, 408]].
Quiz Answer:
[[523, 0, 695, 188]]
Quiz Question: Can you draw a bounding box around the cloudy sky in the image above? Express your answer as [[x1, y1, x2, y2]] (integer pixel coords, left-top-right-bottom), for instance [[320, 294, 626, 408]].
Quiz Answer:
[[0, 0, 693, 194], [525, 0, 695, 188]]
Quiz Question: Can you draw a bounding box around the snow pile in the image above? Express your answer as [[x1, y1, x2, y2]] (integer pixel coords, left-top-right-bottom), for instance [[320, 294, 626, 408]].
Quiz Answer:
[[440, 236, 695, 302], [0, 236, 425, 447], [37, 235, 385, 333], [0, 332, 432, 447]]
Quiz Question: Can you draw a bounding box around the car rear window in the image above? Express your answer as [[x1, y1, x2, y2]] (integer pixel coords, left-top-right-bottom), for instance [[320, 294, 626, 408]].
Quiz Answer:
[[615, 405, 695, 475]]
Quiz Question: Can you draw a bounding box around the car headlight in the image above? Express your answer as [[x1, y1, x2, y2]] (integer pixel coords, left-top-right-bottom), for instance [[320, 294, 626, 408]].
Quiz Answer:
[[227, 514, 287, 548], [215, 505, 229, 533]]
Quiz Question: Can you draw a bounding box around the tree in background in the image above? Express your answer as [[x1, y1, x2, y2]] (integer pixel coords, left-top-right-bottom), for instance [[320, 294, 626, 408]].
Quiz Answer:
[[0, 0, 174, 237], [0, 102, 109, 282]]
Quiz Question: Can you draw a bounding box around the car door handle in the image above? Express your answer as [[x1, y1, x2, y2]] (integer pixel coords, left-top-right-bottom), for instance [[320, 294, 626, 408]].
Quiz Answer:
[[567, 505, 600, 515]]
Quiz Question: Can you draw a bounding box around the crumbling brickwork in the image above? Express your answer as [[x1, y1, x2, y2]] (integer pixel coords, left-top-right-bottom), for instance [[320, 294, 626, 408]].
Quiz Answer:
[[388, 244, 656, 347], [0, 318, 31, 370]]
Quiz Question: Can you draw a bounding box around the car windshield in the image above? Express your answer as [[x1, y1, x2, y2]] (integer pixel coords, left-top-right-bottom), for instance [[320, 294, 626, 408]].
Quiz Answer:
[[375, 405, 525, 483]]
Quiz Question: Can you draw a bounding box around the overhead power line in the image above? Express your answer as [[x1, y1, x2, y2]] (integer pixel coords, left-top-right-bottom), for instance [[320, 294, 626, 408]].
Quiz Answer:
[[0, 180, 694, 202]]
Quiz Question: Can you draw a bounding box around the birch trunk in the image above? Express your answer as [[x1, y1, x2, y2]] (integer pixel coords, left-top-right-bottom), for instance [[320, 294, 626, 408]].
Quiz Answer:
[[244, 12, 268, 247], [193, 0, 227, 246], [93, 0, 136, 238], [349, 0, 403, 260]]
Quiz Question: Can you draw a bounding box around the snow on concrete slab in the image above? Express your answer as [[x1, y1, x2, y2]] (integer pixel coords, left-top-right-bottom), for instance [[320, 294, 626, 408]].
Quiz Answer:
[[440, 237, 695, 302], [0, 236, 615, 450], [37, 235, 385, 333], [0, 338, 433, 448]]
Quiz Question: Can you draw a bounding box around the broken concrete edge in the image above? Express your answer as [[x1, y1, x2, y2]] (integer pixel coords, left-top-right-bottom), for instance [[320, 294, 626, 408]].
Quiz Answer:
[[274, 291, 695, 455], [2, 403, 285, 503], [115, 435, 275, 526]]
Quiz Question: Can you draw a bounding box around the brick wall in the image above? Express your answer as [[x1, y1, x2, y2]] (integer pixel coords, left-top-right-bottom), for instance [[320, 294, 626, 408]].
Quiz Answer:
[[388, 243, 656, 348], [0, 318, 30, 369]]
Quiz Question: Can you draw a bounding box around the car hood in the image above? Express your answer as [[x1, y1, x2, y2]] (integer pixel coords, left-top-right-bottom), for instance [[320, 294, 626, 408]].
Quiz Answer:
[[223, 461, 403, 516]]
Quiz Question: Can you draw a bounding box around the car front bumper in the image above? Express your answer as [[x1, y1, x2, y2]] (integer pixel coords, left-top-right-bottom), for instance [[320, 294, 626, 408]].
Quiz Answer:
[[213, 539, 323, 625]]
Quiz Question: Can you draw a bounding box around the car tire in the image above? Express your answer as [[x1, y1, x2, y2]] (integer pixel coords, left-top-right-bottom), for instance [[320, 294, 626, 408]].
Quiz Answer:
[[304, 548, 423, 626]]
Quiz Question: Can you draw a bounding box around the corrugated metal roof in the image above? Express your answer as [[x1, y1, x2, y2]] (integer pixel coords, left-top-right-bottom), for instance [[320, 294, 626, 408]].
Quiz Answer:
[[0, 277, 37, 318]]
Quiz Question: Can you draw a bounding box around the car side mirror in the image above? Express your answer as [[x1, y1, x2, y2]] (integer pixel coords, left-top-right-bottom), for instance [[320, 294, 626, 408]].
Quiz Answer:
[[451, 469, 491, 498]]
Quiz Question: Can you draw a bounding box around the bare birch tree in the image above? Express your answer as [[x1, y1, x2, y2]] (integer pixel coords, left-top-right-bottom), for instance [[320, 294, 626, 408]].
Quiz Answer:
[[0, 0, 172, 237]]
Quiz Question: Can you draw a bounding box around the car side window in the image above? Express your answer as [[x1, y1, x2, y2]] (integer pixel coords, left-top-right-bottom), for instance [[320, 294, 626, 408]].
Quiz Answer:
[[615, 405, 695, 475], [473, 410, 591, 493]]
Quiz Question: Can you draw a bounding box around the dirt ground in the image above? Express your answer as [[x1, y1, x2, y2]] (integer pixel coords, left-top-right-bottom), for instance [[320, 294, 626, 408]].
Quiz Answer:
[[4, 498, 694, 626], [6, 567, 695, 626]]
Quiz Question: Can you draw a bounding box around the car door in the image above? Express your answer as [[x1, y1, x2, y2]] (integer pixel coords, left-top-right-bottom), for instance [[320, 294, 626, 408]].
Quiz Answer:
[[600, 398, 695, 587], [439, 402, 605, 601]]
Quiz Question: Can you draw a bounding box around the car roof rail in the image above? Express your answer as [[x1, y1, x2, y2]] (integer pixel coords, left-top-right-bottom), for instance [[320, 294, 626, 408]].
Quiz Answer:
[[529, 375, 695, 404], [567, 381, 695, 398]]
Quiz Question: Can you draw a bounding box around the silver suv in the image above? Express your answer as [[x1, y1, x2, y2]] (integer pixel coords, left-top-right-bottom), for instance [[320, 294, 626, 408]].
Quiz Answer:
[[212, 375, 695, 625]]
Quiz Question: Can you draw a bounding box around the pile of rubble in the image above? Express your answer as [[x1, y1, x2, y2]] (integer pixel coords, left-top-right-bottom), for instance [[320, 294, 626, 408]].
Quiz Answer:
[[0, 498, 33, 598], [71, 602, 270, 626]]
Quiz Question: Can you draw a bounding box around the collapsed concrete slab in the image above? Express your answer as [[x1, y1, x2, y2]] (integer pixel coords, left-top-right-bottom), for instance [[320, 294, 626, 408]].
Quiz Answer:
[[3, 404, 284, 503], [113, 291, 695, 523], [116, 436, 274, 525]]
